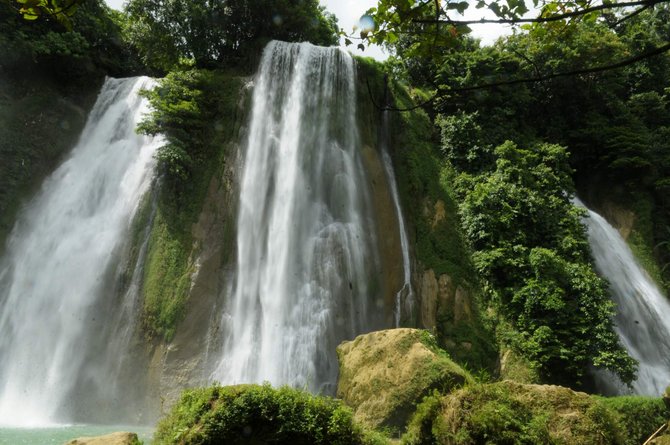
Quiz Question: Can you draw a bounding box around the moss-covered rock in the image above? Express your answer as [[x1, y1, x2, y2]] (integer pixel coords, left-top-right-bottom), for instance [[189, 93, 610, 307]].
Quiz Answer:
[[336, 329, 472, 433], [403, 380, 669, 445], [599, 395, 669, 445], [64, 432, 140, 445], [153, 384, 386, 445]]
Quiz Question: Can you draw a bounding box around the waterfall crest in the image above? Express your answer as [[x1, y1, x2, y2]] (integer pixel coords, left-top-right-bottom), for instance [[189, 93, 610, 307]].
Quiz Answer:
[[212, 41, 383, 393], [0, 77, 160, 426], [576, 198, 670, 395]]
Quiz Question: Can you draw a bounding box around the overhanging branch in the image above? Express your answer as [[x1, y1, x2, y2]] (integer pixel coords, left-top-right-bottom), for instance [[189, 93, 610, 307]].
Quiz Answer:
[[373, 39, 670, 111], [411, 0, 666, 26]]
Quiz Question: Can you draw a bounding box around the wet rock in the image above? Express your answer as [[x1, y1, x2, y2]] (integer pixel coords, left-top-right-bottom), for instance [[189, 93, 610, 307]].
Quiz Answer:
[[64, 431, 138, 445]]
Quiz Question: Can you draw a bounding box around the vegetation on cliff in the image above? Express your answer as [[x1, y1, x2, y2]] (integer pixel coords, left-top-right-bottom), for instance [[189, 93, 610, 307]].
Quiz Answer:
[[136, 69, 247, 340]]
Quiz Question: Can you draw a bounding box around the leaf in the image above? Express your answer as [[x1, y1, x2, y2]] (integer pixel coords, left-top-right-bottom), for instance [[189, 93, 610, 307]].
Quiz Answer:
[[357, 43, 365, 51], [456, 1, 469, 14], [344, 38, 352, 46]]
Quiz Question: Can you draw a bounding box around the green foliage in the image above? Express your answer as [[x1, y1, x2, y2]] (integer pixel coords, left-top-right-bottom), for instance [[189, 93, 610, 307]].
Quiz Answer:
[[138, 69, 243, 187], [451, 139, 636, 387], [124, 0, 339, 72], [10, 0, 81, 29], [154, 384, 385, 445], [385, 82, 499, 374], [599, 396, 670, 445], [395, 11, 670, 290], [141, 208, 192, 341], [403, 381, 630, 445], [437, 111, 493, 173], [138, 69, 246, 339], [390, 84, 476, 285], [1, 0, 141, 79]]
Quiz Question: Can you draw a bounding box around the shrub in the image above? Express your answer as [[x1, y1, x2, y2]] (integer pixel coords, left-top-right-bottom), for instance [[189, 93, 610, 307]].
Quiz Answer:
[[154, 384, 387, 445]]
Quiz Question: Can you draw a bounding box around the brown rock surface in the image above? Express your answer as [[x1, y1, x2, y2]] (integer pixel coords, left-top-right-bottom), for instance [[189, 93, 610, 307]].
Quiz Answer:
[[64, 431, 138, 445]]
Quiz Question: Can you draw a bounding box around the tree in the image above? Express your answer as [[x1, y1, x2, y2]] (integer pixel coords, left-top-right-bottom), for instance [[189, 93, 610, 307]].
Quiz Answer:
[[123, 0, 339, 72], [353, 0, 670, 103], [0, 0, 140, 79], [450, 139, 637, 386], [3, 0, 82, 29]]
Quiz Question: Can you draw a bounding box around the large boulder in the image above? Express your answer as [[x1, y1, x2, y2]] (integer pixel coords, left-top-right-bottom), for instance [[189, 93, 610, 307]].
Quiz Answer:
[[336, 328, 472, 432], [404, 381, 627, 445], [64, 432, 139, 445]]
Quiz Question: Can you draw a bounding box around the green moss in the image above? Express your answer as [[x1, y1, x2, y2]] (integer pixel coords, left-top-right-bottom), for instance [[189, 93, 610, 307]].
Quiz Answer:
[[598, 395, 669, 445], [354, 55, 386, 149], [141, 208, 192, 341], [154, 384, 386, 445], [388, 84, 476, 287], [337, 329, 472, 435], [403, 381, 630, 445], [625, 193, 666, 289]]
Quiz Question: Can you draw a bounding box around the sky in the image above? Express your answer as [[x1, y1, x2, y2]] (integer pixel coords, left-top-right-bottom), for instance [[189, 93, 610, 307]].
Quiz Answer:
[[103, 0, 513, 60], [321, 0, 512, 60]]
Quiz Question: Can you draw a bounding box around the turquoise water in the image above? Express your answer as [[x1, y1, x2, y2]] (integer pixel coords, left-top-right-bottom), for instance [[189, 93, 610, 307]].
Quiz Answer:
[[0, 425, 153, 445]]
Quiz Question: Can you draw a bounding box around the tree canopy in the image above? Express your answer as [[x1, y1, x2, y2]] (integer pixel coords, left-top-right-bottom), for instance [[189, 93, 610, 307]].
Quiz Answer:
[[123, 0, 339, 72]]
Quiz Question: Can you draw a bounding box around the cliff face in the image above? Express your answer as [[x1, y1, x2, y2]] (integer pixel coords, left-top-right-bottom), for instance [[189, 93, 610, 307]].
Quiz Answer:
[[0, 72, 102, 250]]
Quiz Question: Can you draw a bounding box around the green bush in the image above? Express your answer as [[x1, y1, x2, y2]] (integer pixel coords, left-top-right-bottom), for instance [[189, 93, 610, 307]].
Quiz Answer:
[[599, 396, 669, 445], [403, 381, 627, 445], [154, 384, 387, 445], [451, 140, 636, 387]]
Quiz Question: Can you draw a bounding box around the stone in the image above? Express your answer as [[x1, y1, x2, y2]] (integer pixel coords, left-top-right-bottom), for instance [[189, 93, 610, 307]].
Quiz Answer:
[[64, 431, 138, 445], [336, 328, 472, 432], [411, 381, 624, 445], [420, 269, 439, 329]]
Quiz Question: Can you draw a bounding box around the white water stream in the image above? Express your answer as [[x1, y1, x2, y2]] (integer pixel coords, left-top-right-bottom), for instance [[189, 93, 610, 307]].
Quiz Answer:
[[379, 111, 414, 327], [576, 198, 670, 395], [0, 77, 159, 426], [212, 41, 383, 393]]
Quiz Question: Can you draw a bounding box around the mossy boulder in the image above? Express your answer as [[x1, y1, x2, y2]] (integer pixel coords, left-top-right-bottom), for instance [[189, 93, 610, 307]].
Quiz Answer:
[[404, 380, 667, 445], [64, 432, 139, 445], [652, 433, 670, 445], [153, 383, 386, 445], [336, 328, 472, 432]]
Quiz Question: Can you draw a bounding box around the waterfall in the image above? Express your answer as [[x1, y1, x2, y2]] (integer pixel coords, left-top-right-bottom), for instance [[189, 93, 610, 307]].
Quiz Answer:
[[380, 111, 414, 327], [0, 77, 160, 426], [576, 198, 670, 395], [212, 41, 383, 393]]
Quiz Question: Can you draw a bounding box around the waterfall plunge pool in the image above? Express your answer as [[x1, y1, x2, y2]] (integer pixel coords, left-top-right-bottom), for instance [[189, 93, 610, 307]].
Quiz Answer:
[[0, 425, 153, 445]]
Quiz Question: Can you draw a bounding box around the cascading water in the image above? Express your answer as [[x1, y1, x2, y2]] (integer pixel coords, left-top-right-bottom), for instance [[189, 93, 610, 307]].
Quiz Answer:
[[576, 198, 670, 395], [212, 41, 384, 393], [379, 111, 414, 327], [0, 77, 160, 426]]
